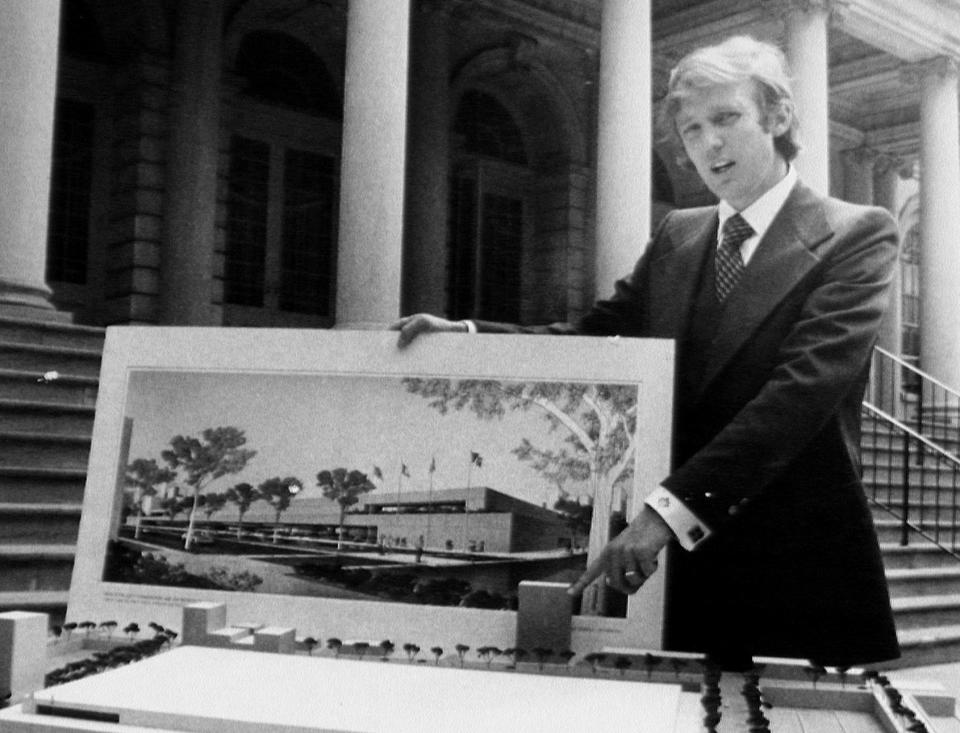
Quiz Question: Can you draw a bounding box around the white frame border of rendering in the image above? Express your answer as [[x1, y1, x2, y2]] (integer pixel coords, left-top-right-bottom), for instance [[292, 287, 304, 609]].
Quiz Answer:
[[67, 327, 674, 653]]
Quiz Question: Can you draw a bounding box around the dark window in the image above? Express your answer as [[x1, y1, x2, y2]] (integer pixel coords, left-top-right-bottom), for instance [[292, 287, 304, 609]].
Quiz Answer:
[[447, 177, 477, 320], [454, 91, 527, 165], [900, 225, 921, 393], [478, 193, 523, 322], [235, 32, 341, 120], [224, 136, 270, 306], [280, 150, 337, 315], [449, 91, 528, 321], [46, 99, 95, 284]]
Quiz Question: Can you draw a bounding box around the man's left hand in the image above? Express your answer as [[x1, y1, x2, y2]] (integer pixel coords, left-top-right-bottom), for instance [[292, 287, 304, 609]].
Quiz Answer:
[[568, 505, 674, 596]]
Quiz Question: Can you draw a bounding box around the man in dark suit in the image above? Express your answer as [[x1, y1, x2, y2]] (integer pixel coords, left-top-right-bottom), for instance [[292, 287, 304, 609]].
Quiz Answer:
[[394, 35, 900, 671]]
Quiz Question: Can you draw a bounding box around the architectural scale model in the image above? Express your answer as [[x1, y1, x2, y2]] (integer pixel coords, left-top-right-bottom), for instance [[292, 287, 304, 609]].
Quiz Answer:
[[1, 589, 956, 732]]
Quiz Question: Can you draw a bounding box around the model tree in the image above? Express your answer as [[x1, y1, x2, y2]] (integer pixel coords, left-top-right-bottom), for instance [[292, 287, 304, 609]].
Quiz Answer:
[[402, 378, 637, 614], [225, 482, 261, 540], [258, 476, 303, 541], [124, 458, 175, 539], [315, 468, 376, 549], [199, 492, 228, 522], [160, 427, 257, 550]]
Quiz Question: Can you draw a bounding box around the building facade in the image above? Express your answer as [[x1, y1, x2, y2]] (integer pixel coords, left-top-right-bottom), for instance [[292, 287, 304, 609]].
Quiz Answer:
[[3, 0, 960, 617]]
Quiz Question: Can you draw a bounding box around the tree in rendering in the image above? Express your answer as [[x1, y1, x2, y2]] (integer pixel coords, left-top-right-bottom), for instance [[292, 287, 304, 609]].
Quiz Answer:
[[124, 458, 175, 539], [160, 427, 257, 550], [199, 492, 228, 521], [258, 476, 303, 540], [402, 378, 638, 613], [315, 468, 376, 550], [225, 482, 261, 540]]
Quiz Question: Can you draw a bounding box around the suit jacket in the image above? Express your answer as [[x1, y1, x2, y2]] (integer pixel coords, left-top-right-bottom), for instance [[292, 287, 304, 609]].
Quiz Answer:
[[476, 181, 901, 665]]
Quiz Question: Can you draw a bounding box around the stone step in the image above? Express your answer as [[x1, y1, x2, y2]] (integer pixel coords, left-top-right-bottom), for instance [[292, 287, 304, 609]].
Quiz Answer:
[[0, 543, 76, 560], [863, 418, 960, 445], [862, 444, 960, 466], [860, 433, 960, 458], [0, 503, 82, 545], [0, 316, 105, 351], [0, 551, 75, 610], [864, 465, 960, 486], [0, 341, 103, 379], [891, 593, 960, 631], [0, 465, 88, 504], [894, 624, 960, 668], [0, 368, 98, 406], [878, 542, 960, 570], [874, 519, 960, 546], [0, 590, 70, 612], [0, 398, 95, 433], [886, 566, 960, 598], [0, 432, 91, 470]]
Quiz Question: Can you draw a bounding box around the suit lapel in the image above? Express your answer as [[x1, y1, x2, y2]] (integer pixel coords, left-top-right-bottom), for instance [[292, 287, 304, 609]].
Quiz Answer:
[[697, 183, 831, 398], [648, 210, 717, 339]]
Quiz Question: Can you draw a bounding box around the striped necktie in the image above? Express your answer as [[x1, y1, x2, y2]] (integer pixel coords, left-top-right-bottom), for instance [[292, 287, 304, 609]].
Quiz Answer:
[[715, 213, 754, 301]]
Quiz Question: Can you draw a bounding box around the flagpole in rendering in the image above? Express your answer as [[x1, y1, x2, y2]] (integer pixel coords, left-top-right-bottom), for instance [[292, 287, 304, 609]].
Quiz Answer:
[[464, 451, 482, 552], [426, 456, 436, 549]]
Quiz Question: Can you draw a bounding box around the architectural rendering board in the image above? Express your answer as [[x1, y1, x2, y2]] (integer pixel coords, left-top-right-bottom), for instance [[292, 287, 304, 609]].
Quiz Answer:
[[66, 328, 674, 653]]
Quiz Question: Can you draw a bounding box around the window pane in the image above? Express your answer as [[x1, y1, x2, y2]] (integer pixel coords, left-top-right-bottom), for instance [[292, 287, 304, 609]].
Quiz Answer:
[[478, 193, 523, 322], [224, 135, 270, 306], [280, 149, 336, 315], [446, 177, 477, 320], [47, 98, 94, 284]]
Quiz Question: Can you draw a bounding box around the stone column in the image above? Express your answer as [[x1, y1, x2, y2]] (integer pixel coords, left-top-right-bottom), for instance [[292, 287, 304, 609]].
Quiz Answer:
[[783, 0, 832, 194], [594, 0, 651, 300], [402, 1, 450, 316], [841, 145, 877, 205], [335, 0, 411, 328], [160, 0, 224, 325], [871, 153, 907, 414], [913, 57, 960, 388], [0, 0, 63, 319]]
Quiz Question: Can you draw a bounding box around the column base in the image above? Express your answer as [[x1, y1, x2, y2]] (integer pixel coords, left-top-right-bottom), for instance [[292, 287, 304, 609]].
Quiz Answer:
[[0, 281, 73, 323]]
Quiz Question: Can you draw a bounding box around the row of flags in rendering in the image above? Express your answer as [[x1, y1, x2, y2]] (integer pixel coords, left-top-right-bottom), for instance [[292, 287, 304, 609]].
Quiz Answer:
[[371, 451, 483, 485]]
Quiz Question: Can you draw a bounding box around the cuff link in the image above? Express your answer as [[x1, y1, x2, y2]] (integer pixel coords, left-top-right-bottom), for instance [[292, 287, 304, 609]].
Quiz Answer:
[[687, 525, 705, 544]]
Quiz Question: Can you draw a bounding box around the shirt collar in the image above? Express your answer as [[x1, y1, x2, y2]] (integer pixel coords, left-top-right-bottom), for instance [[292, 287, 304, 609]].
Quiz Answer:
[[717, 164, 797, 246]]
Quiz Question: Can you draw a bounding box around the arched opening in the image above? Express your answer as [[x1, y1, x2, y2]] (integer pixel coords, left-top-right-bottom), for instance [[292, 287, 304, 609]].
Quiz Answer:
[[448, 91, 531, 322], [222, 31, 342, 326]]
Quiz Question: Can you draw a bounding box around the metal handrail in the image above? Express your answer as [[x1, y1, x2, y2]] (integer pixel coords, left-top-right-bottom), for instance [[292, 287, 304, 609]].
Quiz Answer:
[[862, 401, 960, 559], [874, 346, 960, 404], [863, 402, 960, 469]]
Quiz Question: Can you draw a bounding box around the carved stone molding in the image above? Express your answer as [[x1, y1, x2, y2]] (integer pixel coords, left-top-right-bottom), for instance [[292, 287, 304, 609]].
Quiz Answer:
[[873, 152, 908, 178], [901, 56, 960, 86], [841, 145, 880, 170], [760, 0, 848, 23]]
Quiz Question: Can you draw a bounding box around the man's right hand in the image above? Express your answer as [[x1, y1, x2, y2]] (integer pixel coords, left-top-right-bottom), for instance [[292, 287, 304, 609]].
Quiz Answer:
[[391, 313, 468, 348]]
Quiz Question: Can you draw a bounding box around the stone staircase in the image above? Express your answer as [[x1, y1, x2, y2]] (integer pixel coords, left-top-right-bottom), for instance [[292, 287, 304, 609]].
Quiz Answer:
[[3, 314, 960, 665], [863, 413, 960, 667], [0, 315, 104, 622]]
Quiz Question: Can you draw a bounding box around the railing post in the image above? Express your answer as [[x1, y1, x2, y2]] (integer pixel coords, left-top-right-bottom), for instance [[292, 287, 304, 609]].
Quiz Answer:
[[901, 426, 911, 547]]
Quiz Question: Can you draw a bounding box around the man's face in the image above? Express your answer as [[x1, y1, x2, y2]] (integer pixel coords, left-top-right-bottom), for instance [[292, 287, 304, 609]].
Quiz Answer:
[[674, 80, 790, 210]]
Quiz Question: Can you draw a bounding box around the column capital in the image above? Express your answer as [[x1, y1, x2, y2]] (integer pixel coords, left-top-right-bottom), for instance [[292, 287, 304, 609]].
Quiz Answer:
[[761, 0, 847, 21], [901, 56, 960, 86], [841, 144, 879, 170], [873, 152, 908, 178], [415, 0, 453, 18]]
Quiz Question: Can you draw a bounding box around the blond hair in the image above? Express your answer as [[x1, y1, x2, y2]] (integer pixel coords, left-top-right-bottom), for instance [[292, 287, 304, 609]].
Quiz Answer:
[[660, 36, 801, 164]]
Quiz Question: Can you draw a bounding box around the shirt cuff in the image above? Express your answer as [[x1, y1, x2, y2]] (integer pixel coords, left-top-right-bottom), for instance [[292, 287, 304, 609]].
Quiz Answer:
[[645, 486, 712, 551], [460, 320, 477, 333]]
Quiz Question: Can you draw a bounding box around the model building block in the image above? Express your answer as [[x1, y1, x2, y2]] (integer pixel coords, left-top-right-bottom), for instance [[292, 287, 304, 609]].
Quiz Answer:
[[253, 627, 296, 654], [0, 612, 47, 705], [515, 581, 572, 654], [181, 602, 227, 645]]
